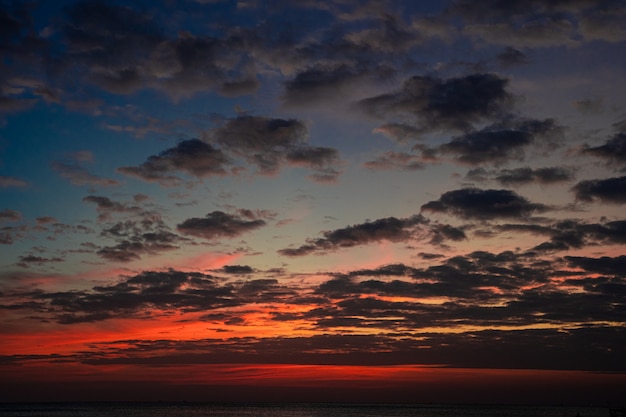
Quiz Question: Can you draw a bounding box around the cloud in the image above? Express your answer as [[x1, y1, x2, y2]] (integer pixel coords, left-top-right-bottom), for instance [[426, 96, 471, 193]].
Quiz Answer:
[[363, 151, 424, 171], [278, 215, 426, 256], [16, 255, 64, 269], [177, 211, 266, 240], [120, 117, 343, 185], [467, 167, 574, 186], [496, 47, 529, 67], [1, 268, 297, 324], [566, 255, 626, 278], [421, 188, 548, 220], [82, 195, 142, 221], [51, 152, 120, 187], [219, 265, 255, 274], [581, 133, 626, 169], [496, 218, 626, 253], [97, 227, 180, 263], [118, 139, 231, 186], [437, 118, 560, 165], [0, 176, 28, 188], [282, 63, 393, 107], [573, 98, 604, 115], [356, 73, 512, 132], [212, 115, 343, 181], [0, 209, 22, 222], [82, 195, 181, 261], [572, 176, 626, 204]]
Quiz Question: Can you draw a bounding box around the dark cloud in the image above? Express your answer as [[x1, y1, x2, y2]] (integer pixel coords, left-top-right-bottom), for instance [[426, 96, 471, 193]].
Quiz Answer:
[[497, 218, 626, 253], [282, 63, 393, 106], [372, 123, 423, 143], [212, 116, 306, 174], [177, 211, 266, 240], [82, 195, 182, 262], [1, 268, 299, 324], [572, 176, 626, 204], [16, 255, 64, 269], [31, 270, 238, 323], [494, 167, 573, 186], [211, 115, 342, 181], [82, 195, 142, 222], [97, 229, 180, 263], [278, 215, 426, 257], [357, 73, 512, 132], [448, 0, 623, 46], [421, 188, 548, 220], [219, 265, 255, 274], [120, 117, 342, 185], [581, 133, 626, 169], [117, 139, 231, 187], [496, 47, 529, 67], [438, 118, 560, 165], [0, 2, 47, 113], [95, 211, 181, 262], [566, 255, 626, 277], [468, 166, 574, 186]]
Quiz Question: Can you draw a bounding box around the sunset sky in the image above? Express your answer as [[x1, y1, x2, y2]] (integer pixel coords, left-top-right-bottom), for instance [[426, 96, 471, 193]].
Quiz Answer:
[[1, 0, 626, 405]]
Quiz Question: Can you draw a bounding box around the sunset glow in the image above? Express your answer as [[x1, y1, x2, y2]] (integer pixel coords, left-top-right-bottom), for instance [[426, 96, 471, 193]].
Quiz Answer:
[[1, 0, 625, 406]]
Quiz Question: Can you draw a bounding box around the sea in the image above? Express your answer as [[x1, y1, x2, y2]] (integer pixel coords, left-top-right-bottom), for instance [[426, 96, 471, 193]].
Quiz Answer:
[[0, 403, 612, 417]]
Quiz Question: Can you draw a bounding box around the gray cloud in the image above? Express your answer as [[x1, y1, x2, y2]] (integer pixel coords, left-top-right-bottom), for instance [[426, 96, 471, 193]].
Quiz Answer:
[[467, 166, 574, 186], [437, 118, 560, 165], [118, 139, 231, 187], [83, 195, 142, 222], [278, 215, 426, 257], [212, 115, 343, 181], [177, 211, 266, 240], [421, 188, 548, 220], [357, 73, 512, 133], [581, 133, 626, 169], [572, 176, 626, 204]]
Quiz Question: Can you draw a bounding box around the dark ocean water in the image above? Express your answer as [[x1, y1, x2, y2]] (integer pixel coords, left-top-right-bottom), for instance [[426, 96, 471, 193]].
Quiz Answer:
[[0, 403, 611, 417]]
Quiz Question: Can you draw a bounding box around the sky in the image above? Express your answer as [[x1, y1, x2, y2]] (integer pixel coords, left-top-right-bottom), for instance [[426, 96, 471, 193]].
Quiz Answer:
[[1, 0, 626, 405]]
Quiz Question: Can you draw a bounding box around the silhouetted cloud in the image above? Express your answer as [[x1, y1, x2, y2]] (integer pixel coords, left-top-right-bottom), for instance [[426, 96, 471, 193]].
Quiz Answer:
[[118, 139, 231, 187], [219, 265, 254, 274], [581, 133, 626, 169], [278, 215, 426, 256], [496, 47, 529, 67], [437, 118, 560, 165], [573, 176, 626, 204], [16, 255, 64, 268], [449, 0, 626, 46], [467, 166, 574, 186], [421, 188, 548, 219], [177, 211, 266, 240], [82, 195, 142, 222], [566, 255, 626, 277], [357, 73, 512, 132], [212, 115, 342, 181]]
